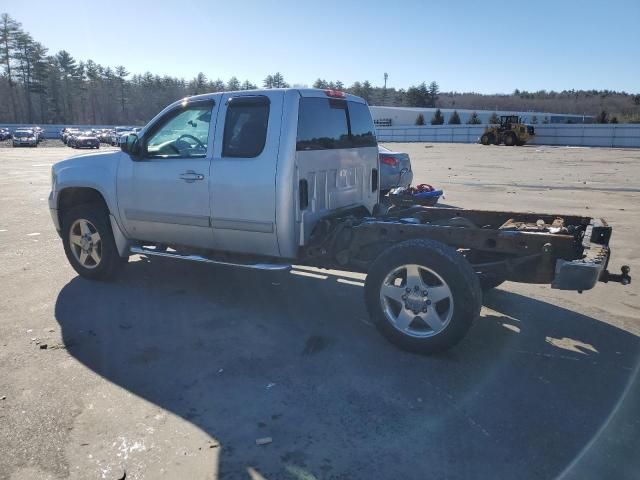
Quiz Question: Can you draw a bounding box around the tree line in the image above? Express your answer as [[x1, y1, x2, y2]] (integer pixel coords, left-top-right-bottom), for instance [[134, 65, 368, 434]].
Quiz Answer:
[[1, 13, 639, 125]]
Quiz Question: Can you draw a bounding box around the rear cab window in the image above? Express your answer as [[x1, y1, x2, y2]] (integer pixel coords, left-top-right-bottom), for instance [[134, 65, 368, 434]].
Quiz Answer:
[[296, 97, 376, 151]]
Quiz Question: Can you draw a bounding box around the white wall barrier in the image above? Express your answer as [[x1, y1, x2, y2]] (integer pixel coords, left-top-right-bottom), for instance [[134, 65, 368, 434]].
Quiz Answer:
[[2, 122, 639, 148], [376, 124, 640, 148]]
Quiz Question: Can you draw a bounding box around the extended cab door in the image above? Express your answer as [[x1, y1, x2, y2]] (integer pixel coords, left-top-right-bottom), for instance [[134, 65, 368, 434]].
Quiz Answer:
[[116, 98, 219, 248], [209, 92, 283, 256]]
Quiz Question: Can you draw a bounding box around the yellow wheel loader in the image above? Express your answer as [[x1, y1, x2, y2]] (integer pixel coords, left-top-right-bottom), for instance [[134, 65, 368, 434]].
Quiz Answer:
[[480, 115, 535, 146]]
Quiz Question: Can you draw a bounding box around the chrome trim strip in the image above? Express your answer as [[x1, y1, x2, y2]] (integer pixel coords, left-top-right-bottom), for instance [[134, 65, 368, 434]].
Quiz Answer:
[[130, 246, 289, 271], [211, 218, 274, 233], [125, 209, 210, 227]]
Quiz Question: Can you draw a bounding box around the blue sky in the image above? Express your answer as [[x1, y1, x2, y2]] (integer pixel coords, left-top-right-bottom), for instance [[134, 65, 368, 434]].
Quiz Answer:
[[2, 0, 639, 93]]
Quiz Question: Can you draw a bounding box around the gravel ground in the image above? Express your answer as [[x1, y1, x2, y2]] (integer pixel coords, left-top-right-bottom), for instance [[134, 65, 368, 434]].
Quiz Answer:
[[0, 144, 638, 480]]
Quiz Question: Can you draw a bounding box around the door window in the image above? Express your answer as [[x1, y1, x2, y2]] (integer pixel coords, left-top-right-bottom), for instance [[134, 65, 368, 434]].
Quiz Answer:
[[145, 101, 214, 159], [222, 96, 270, 158]]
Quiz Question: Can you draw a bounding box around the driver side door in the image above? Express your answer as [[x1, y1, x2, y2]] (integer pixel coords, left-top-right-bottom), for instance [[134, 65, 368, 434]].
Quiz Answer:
[[117, 98, 219, 249]]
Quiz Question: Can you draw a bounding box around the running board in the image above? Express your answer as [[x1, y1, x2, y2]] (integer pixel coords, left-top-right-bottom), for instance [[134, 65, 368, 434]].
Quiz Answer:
[[130, 246, 290, 271]]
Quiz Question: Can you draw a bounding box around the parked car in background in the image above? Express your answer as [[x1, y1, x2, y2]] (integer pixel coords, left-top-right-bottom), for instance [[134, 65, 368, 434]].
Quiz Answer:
[[0, 128, 12, 140], [378, 144, 413, 194], [62, 128, 81, 144], [33, 126, 44, 142], [97, 129, 115, 144], [12, 129, 38, 147], [68, 130, 100, 149]]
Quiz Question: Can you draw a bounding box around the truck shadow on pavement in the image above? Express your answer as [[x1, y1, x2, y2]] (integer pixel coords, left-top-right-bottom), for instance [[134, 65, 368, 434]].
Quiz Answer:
[[54, 258, 640, 480]]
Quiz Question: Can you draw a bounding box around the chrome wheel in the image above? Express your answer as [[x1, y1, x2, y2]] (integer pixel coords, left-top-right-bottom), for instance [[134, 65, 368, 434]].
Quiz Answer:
[[379, 264, 454, 338], [69, 218, 102, 269]]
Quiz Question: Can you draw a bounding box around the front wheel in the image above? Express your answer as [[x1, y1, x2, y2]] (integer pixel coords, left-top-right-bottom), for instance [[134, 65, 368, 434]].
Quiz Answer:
[[62, 203, 126, 281], [365, 239, 482, 354], [480, 133, 493, 145]]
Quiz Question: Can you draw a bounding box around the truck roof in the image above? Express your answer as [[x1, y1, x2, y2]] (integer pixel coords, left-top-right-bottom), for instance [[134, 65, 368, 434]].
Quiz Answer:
[[183, 88, 367, 105]]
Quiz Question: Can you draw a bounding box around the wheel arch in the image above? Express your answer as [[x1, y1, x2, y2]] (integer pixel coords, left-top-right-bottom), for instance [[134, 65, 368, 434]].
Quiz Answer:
[[57, 187, 130, 257], [57, 186, 109, 225]]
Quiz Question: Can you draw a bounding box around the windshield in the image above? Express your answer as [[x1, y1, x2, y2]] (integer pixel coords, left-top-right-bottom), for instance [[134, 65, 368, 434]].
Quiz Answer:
[[14, 131, 33, 138]]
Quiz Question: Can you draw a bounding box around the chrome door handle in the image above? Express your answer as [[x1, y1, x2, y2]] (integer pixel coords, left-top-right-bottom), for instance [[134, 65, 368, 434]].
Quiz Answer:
[[179, 171, 205, 183]]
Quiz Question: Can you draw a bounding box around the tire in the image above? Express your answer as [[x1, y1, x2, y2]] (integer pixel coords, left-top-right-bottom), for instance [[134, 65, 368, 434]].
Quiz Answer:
[[365, 239, 482, 354], [504, 133, 516, 146], [62, 203, 126, 281], [480, 133, 493, 145]]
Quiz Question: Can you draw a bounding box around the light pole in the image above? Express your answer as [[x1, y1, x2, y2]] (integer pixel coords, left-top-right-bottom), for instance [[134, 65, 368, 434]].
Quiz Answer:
[[383, 72, 388, 105]]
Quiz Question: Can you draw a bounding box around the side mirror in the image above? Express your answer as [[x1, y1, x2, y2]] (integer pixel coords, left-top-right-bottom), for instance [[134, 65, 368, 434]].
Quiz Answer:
[[120, 133, 140, 157]]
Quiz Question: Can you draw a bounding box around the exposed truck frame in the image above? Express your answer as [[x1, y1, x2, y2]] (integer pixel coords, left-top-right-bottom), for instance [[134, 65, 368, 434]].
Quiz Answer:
[[300, 205, 630, 291]]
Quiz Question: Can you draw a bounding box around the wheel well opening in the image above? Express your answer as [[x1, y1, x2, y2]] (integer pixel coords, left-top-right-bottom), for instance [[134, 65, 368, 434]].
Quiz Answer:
[[57, 188, 108, 225]]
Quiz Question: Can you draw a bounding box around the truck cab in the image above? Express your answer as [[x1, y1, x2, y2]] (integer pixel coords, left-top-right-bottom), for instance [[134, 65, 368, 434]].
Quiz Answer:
[[112, 88, 378, 258]]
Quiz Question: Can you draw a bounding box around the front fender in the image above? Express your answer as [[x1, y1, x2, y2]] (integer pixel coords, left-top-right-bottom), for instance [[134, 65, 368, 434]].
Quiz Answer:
[[51, 151, 122, 218]]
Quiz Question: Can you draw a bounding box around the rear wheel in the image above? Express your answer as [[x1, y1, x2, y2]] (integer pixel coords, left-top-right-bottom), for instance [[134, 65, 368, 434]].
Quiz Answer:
[[504, 133, 516, 146], [365, 239, 482, 354], [62, 203, 126, 281]]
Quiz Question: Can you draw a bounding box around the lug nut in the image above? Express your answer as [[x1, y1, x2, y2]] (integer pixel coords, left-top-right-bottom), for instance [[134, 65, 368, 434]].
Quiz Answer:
[[405, 287, 411, 293], [422, 290, 428, 296], [426, 300, 432, 305], [422, 307, 428, 313], [402, 294, 407, 300]]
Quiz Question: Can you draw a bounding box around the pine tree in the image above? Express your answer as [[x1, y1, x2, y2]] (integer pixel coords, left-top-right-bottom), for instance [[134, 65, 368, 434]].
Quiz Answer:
[[448, 110, 461, 124], [0, 13, 21, 121], [431, 108, 444, 125], [415, 113, 425, 125], [210, 78, 225, 91], [313, 78, 328, 89], [350, 81, 363, 98], [226, 76, 240, 91], [488, 112, 500, 124], [531, 115, 538, 124], [595, 110, 608, 123], [271, 72, 288, 88], [466, 111, 481, 124], [427, 81, 439, 107], [241, 79, 257, 90], [361, 80, 373, 102], [405, 82, 429, 107], [115, 65, 129, 120], [56, 50, 77, 122]]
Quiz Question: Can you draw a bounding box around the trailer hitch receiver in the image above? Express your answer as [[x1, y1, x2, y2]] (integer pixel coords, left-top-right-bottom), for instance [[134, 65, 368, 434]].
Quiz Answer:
[[601, 265, 631, 285]]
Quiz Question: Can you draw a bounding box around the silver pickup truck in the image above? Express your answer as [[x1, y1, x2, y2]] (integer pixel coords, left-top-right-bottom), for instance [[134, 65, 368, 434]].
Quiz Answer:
[[49, 88, 630, 354]]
